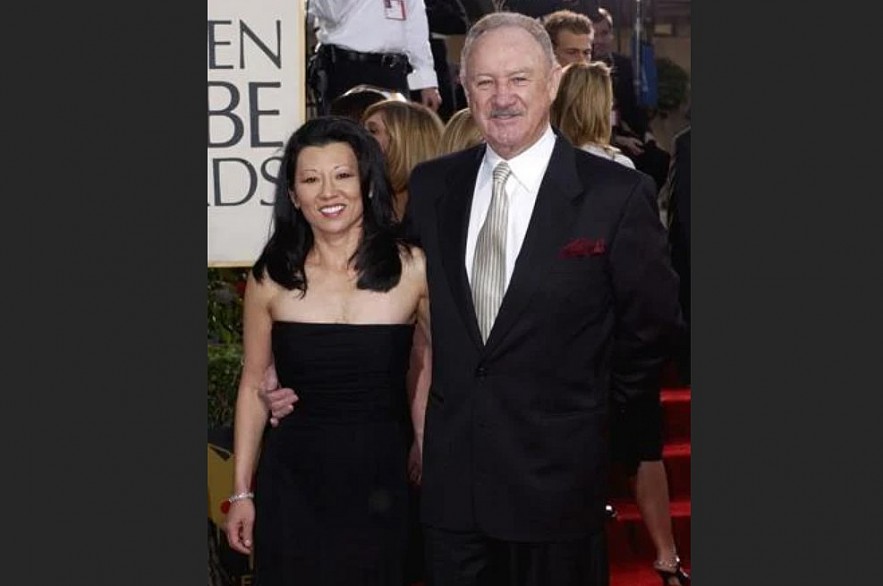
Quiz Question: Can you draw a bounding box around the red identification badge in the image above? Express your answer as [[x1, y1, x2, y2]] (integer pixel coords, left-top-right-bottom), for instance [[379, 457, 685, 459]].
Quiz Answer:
[[383, 0, 406, 20]]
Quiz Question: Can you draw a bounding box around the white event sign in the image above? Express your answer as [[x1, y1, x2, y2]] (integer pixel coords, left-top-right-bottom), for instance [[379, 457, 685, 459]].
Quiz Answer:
[[208, 0, 305, 266]]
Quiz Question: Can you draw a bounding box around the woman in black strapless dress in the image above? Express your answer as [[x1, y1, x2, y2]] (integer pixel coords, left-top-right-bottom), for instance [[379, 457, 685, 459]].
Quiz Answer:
[[224, 116, 431, 586]]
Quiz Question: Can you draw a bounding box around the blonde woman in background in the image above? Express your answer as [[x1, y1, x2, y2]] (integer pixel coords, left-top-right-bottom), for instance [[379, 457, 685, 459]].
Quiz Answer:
[[550, 61, 635, 169], [439, 107, 484, 155], [362, 100, 445, 221]]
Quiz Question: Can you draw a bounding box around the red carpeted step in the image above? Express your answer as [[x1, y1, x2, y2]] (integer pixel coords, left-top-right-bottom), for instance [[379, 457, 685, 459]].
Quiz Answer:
[[607, 499, 691, 564], [662, 441, 691, 501], [661, 387, 691, 444]]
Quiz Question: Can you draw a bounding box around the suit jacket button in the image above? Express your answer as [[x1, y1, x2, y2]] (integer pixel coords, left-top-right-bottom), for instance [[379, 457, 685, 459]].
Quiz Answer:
[[476, 366, 487, 377]]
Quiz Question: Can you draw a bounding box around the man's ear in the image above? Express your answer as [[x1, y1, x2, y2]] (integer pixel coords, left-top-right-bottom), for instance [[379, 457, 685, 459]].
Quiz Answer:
[[548, 64, 563, 101], [459, 70, 472, 108]]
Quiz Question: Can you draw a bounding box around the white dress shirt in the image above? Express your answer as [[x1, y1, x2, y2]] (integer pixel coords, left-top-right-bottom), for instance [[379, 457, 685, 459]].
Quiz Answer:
[[307, 0, 439, 90], [465, 126, 557, 290]]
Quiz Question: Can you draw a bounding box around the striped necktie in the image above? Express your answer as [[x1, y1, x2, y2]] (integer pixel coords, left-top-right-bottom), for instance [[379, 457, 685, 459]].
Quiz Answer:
[[471, 162, 512, 342]]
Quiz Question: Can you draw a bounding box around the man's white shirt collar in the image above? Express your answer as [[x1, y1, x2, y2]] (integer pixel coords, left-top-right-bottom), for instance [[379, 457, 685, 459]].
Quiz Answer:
[[479, 125, 557, 195]]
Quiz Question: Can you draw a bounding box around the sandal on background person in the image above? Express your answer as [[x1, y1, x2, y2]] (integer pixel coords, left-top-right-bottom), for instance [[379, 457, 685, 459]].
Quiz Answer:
[[653, 555, 691, 586]]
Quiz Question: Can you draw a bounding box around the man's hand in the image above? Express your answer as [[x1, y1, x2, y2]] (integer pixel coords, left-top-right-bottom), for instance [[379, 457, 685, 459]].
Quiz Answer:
[[258, 363, 299, 427], [612, 133, 644, 156], [420, 87, 442, 112]]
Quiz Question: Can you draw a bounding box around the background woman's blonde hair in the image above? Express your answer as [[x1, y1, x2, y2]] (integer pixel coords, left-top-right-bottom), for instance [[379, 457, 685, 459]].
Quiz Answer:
[[440, 108, 484, 154], [362, 100, 445, 219], [550, 61, 617, 152], [362, 100, 444, 196]]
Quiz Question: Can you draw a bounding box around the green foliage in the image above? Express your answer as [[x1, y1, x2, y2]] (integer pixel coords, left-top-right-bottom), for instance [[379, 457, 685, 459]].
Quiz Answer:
[[208, 342, 242, 429], [654, 57, 690, 116], [208, 267, 248, 428], [208, 268, 246, 345]]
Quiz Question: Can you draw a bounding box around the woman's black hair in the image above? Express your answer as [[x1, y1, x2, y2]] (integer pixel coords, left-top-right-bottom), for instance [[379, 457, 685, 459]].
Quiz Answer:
[[251, 116, 406, 293]]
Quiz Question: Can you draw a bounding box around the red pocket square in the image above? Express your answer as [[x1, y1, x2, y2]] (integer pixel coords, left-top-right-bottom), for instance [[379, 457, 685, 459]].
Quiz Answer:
[[559, 238, 606, 258]]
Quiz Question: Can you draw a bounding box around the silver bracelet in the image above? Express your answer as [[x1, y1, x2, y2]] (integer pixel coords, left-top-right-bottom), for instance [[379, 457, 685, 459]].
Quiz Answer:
[[227, 491, 254, 503]]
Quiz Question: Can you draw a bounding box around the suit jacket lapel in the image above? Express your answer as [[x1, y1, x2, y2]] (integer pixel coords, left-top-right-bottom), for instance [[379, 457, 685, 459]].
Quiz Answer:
[[484, 139, 585, 351], [437, 145, 486, 349]]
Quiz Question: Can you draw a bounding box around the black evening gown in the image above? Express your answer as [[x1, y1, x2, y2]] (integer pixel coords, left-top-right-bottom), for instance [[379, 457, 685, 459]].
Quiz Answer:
[[253, 322, 414, 586]]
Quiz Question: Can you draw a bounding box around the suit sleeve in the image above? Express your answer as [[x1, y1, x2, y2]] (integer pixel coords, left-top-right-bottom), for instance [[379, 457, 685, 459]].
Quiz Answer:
[[402, 162, 431, 244], [404, 0, 439, 91], [608, 174, 683, 458]]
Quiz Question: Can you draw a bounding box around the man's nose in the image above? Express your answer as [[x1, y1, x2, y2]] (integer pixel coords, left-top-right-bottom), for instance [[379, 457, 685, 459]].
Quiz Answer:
[[493, 82, 516, 103]]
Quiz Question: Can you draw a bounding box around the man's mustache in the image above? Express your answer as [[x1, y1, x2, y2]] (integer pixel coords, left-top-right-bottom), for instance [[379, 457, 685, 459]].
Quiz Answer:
[[490, 109, 522, 118]]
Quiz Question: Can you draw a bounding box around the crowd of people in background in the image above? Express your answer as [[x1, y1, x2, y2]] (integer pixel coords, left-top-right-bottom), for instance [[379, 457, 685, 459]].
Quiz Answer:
[[225, 2, 692, 586]]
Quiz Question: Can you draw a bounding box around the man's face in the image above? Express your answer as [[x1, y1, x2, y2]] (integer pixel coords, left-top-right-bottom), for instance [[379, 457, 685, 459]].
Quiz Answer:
[[463, 26, 562, 160], [553, 29, 593, 66], [592, 18, 614, 59]]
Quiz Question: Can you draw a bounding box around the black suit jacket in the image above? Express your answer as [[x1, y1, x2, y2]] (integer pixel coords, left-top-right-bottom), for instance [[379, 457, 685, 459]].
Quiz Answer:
[[425, 0, 470, 34], [405, 137, 681, 541], [667, 127, 691, 321], [668, 127, 691, 256]]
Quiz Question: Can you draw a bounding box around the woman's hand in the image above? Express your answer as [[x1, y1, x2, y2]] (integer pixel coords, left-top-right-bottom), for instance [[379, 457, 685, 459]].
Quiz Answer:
[[224, 499, 256, 555]]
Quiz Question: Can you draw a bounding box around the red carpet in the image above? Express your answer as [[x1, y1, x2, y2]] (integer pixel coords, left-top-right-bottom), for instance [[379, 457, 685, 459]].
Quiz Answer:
[[608, 384, 692, 586]]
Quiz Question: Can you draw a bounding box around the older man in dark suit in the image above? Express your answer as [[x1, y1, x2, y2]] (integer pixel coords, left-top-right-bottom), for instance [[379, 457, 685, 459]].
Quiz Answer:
[[405, 11, 681, 585]]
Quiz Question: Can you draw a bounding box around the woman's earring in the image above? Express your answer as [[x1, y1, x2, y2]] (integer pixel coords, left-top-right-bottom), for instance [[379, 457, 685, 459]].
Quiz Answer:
[[368, 188, 375, 200]]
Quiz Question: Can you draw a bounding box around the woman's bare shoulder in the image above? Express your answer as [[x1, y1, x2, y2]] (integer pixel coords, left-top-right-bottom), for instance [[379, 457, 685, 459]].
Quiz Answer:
[[246, 266, 290, 303]]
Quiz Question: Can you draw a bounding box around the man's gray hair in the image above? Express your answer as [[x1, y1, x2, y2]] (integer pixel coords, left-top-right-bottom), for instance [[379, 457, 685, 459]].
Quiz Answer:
[[460, 11, 558, 79]]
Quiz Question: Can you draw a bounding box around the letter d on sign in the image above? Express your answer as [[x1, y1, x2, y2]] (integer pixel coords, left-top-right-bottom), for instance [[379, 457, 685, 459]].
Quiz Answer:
[[212, 158, 257, 206]]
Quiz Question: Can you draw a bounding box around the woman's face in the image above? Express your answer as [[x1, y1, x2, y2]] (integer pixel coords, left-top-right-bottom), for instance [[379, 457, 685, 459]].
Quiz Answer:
[[291, 141, 364, 238], [363, 112, 391, 154]]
